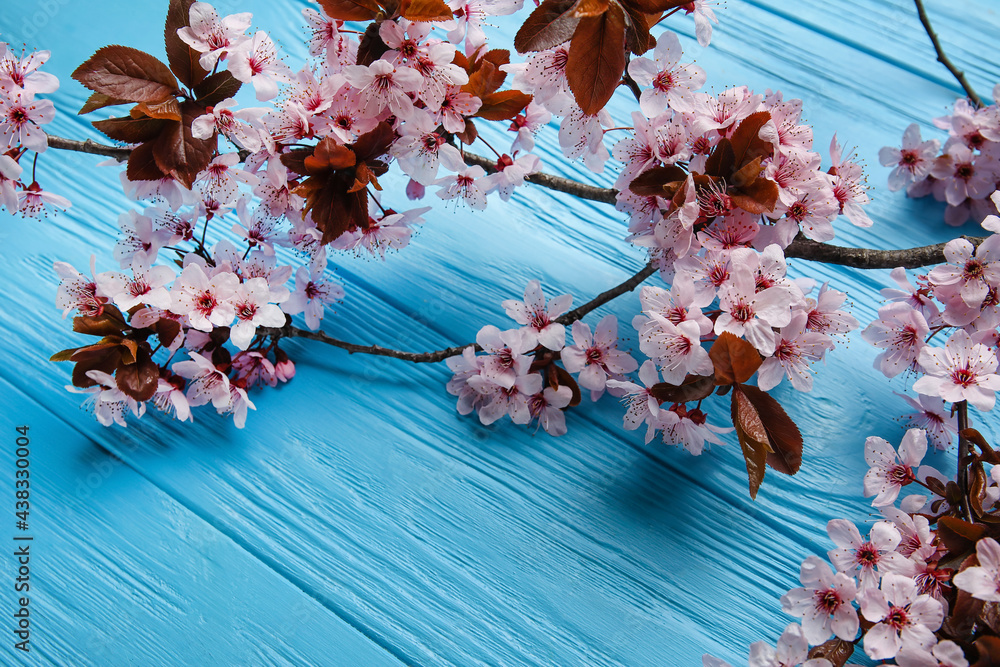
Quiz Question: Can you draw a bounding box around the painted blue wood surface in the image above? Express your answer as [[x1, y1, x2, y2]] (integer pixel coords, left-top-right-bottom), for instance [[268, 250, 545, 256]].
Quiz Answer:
[[1, 0, 999, 664]]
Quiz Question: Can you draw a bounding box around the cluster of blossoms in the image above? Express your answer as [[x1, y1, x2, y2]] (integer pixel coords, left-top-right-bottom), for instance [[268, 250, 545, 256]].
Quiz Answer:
[[446, 280, 638, 436], [0, 40, 69, 217], [880, 87, 1000, 226], [861, 190, 1000, 450], [706, 427, 1000, 666]]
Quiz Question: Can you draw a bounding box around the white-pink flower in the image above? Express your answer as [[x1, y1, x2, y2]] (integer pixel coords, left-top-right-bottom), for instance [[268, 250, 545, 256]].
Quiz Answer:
[[913, 328, 1000, 411], [827, 519, 913, 591], [228, 31, 293, 101], [858, 573, 943, 660], [169, 263, 239, 332], [861, 302, 930, 378], [561, 315, 638, 394], [780, 556, 859, 644], [501, 280, 571, 350], [953, 537, 1000, 603], [228, 277, 288, 350], [527, 385, 573, 436], [172, 351, 232, 409], [879, 123, 940, 192], [176, 2, 252, 70], [715, 265, 793, 355], [638, 315, 712, 385], [282, 252, 345, 330], [863, 429, 926, 507], [476, 325, 533, 389], [627, 31, 705, 117], [747, 622, 833, 667], [606, 361, 663, 443], [343, 60, 422, 120]]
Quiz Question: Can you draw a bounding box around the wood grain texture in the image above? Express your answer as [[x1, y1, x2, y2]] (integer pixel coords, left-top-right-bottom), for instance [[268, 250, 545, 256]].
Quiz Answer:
[[1, 0, 999, 665]]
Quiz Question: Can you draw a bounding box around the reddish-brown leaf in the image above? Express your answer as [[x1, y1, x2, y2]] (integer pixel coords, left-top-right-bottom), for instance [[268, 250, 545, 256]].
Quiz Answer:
[[731, 156, 765, 189], [73, 312, 126, 337], [649, 375, 715, 404], [69, 342, 125, 388], [732, 387, 769, 499], [92, 116, 169, 144], [165, 0, 208, 88], [149, 101, 216, 188], [50, 347, 82, 363], [628, 165, 687, 197], [729, 111, 774, 169], [709, 332, 763, 385], [79, 91, 130, 115], [730, 177, 780, 215], [938, 517, 987, 557], [133, 98, 182, 121], [806, 639, 853, 667], [73, 45, 178, 103], [552, 365, 582, 407], [704, 138, 734, 179], [152, 318, 182, 348], [737, 384, 803, 475], [465, 60, 508, 99], [305, 138, 357, 173], [622, 5, 652, 55], [973, 637, 1000, 667], [352, 122, 396, 162], [193, 71, 242, 106], [565, 3, 626, 115], [572, 0, 609, 18], [318, 0, 379, 20], [357, 22, 389, 66], [514, 0, 580, 52], [455, 119, 478, 144], [400, 0, 454, 22], [126, 141, 167, 181], [475, 90, 532, 121], [115, 344, 159, 402]]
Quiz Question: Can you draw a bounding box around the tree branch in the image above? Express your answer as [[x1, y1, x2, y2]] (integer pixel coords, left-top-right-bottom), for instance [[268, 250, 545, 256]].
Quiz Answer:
[[914, 0, 984, 107], [785, 236, 984, 269], [461, 150, 618, 205], [47, 135, 131, 161], [262, 261, 657, 362]]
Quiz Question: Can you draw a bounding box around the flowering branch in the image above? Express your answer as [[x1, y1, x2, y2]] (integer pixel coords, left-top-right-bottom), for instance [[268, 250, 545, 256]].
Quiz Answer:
[[913, 0, 984, 107]]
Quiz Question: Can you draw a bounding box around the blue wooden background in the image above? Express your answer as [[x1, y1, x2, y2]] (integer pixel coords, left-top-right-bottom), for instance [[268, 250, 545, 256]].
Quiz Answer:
[[2, 0, 1000, 664]]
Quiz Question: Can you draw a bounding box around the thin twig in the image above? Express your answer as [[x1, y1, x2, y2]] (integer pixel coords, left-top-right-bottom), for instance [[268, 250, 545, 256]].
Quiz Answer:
[[784, 236, 985, 269], [956, 401, 972, 522], [261, 261, 657, 362], [460, 151, 618, 205], [914, 0, 984, 107], [47, 136, 131, 161]]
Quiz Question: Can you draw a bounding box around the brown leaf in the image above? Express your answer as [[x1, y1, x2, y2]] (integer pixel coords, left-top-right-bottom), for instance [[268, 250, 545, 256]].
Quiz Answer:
[[318, 0, 379, 20], [806, 639, 853, 667], [729, 111, 774, 169], [475, 90, 532, 121], [552, 365, 582, 407], [649, 375, 715, 404], [704, 138, 735, 179], [165, 0, 209, 88], [69, 341, 125, 388], [72, 45, 178, 103], [134, 98, 182, 121], [972, 463, 989, 517], [628, 165, 687, 197], [400, 0, 453, 22], [126, 141, 167, 181], [92, 116, 169, 144], [352, 122, 396, 162], [571, 0, 609, 18], [465, 59, 508, 99], [115, 344, 159, 402], [50, 347, 83, 363], [514, 0, 580, 52], [566, 3, 626, 115], [737, 384, 803, 475], [938, 517, 987, 557], [79, 91, 130, 115], [305, 138, 357, 172], [357, 21, 389, 66], [193, 71, 242, 106], [732, 387, 768, 499], [974, 637, 1000, 667], [731, 156, 765, 189], [455, 119, 478, 144], [149, 101, 216, 188], [621, 5, 652, 55], [152, 318, 182, 348], [730, 177, 779, 215], [709, 332, 763, 385], [72, 306, 127, 337]]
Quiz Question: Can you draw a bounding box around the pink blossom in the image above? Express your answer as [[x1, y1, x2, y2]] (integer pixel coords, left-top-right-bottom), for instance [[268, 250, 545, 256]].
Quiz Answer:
[[302, 7, 344, 57], [656, 404, 729, 455], [343, 60, 422, 120], [747, 622, 833, 667], [896, 640, 969, 667], [152, 377, 193, 422], [714, 265, 794, 355], [176, 2, 252, 70], [684, 0, 719, 47], [757, 311, 832, 392], [953, 536, 1000, 603], [829, 134, 872, 227], [391, 110, 464, 185], [446, 346, 486, 416], [97, 259, 175, 311], [228, 31, 293, 101], [71, 370, 145, 427], [804, 282, 859, 335], [172, 352, 232, 409], [779, 556, 858, 644], [54, 256, 106, 318], [879, 123, 940, 192], [895, 392, 957, 450], [562, 315, 638, 394], [913, 328, 1000, 410], [501, 280, 571, 350], [0, 153, 21, 212], [283, 252, 345, 330], [228, 277, 288, 350], [0, 90, 54, 152], [169, 263, 239, 332], [527, 385, 573, 436], [435, 164, 488, 209], [471, 372, 541, 426], [861, 302, 930, 378], [219, 383, 255, 428], [16, 181, 69, 217], [0, 45, 59, 95], [927, 235, 1000, 307], [863, 429, 926, 507], [627, 31, 706, 116], [476, 325, 533, 389], [606, 361, 663, 443], [827, 519, 912, 591], [638, 316, 712, 385], [191, 98, 269, 152], [858, 573, 943, 660]]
